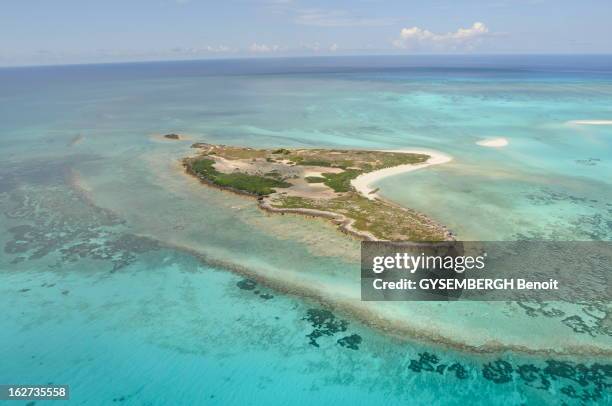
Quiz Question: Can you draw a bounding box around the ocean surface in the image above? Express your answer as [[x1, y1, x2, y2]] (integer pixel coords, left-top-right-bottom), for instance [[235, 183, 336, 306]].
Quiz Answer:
[[0, 55, 611, 404]]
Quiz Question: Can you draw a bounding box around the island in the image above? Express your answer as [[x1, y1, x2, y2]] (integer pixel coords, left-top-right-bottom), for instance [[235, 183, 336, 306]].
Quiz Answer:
[[183, 143, 453, 241]]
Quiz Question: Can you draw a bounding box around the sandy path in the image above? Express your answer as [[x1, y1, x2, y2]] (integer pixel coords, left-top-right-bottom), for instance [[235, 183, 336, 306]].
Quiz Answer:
[[351, 149, 452, 200]]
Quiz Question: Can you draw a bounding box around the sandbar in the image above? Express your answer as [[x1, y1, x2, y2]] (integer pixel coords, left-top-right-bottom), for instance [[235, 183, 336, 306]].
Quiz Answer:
[[566, 120, 612, 126], [476, 137, 509, 148]]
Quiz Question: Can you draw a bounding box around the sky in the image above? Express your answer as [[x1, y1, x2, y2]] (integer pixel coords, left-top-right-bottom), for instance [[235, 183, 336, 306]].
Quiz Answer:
[[1, 0, 612, 66]]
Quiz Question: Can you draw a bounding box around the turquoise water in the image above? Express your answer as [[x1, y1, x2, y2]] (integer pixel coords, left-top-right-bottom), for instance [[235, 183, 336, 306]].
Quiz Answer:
[[0, 56, 611, 404]]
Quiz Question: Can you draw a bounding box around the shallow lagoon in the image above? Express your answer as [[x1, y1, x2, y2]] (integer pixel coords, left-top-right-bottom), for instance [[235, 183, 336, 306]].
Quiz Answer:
[[0, 56, 610, 404]]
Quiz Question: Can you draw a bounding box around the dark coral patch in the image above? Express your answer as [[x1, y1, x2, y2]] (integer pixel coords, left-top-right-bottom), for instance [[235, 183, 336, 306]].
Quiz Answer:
[[562, 315, 597, 336], [303, 309, 348, 347], [236, 279, 257, 290], [575, 158, 600, 166], [542, 360, 611, 400], [516, 301, 565, 318], [447, 363, 469, 380], [478, 358, 611, 401], [407, 352, 469, 380], [408, 352, 440, 373], [3, 186, 159, 272], [405, 351, 611, 402], [482, 360, 514, 384], [516, 364, 551, 390], [337, 334, 362, 350]]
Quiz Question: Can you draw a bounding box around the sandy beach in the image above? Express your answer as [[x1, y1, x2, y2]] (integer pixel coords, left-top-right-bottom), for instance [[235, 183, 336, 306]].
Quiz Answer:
[[351, 149, 452, 200]]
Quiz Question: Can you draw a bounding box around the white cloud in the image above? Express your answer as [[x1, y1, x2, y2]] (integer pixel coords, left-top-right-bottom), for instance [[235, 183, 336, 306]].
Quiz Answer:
[[393, 22, 491, 51], [297, 43, 341, 53], [296, 9, 396, 27], [248, 43, 283, 53], [302, 42, 321, 52], [205, 45, 231, 53], [168, 45, 233, 54]]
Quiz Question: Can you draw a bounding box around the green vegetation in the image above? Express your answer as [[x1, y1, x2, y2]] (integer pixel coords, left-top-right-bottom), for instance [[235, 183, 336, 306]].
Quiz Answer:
[[284, 151, 427, 171], [374, 154, 427, 168], [197, 144, 429, 172], [265, 170, 282, 179], [206, 147, 267, 160], [189, 158, 290, 196], [186, 143, 445, 241], [274, 196, 318, 210], [321, 170, 362, 192], [272, 148, 291, 155], [273, 194, 445, 241], [214, 173, 289, 195], [288, 156, 333, 167], [338, 160, 354, 168], [305, 176, 326, 183], [190, 158, 217, 177], [299, 160, 334, 167]]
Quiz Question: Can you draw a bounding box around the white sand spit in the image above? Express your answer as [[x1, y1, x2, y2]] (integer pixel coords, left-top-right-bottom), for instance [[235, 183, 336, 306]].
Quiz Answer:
[[351, 149, 452, 200], [566, 120, 612, 126]]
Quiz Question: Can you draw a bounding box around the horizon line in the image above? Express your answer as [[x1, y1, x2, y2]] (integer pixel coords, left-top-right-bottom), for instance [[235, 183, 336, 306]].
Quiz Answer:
[[2, 52, 612, 70]]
